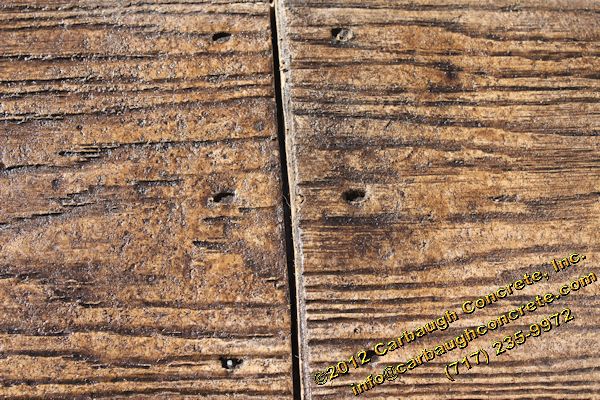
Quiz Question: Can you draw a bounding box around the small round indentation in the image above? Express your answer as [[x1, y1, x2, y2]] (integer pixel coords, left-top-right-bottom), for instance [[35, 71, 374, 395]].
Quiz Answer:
[[220, 356, 243, 370], [51, 178, 61, 190], [331, 27, 354, 43], [342, 188, 366, 204], [212, 32, 232, 43], [209, 191, 235, 205]]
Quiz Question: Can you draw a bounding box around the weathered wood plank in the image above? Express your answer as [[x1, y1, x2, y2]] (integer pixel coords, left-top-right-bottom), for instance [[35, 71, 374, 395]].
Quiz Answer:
[[0, 1, 293, 398], [276, 0, 600, 398]]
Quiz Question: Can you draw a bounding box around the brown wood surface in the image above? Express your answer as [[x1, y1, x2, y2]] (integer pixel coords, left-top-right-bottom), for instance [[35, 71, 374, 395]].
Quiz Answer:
[[3, 0, 600, 399], [0, 1, 293, 398], [276, 0, 600, 399]]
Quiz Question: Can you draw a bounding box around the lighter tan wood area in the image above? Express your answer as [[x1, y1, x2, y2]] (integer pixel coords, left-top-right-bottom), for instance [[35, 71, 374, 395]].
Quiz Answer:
[[0, 1, 293, 398]]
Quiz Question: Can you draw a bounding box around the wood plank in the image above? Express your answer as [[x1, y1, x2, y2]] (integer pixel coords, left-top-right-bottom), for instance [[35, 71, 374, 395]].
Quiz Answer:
[[275, 0, 600, 398], [0, 1, 293, 398]]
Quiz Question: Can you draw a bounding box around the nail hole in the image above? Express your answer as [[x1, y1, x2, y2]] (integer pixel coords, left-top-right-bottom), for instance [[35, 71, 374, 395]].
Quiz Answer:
[[212, 32, 231, 43], [342, 189, 366, 204], [220, 356, 243, 370], [492, 194, 517, 203], [210, 191, 235, 204], [331, 27, 354, 42]]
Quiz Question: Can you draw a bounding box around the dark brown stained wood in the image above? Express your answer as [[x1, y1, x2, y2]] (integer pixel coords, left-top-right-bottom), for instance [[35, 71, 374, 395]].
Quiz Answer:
[[275, 0, 600, 399], [0, 1, 293, 398]]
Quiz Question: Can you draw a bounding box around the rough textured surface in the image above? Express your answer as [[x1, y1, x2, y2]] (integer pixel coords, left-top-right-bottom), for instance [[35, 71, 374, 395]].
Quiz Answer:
[[276, 0, 600, 399], [0, 1, 293, 398]]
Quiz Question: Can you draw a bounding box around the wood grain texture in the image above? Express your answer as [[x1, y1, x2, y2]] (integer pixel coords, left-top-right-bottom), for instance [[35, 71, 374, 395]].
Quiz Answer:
[[0, 1, 293, 398], [275, 0, 600, 398]]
